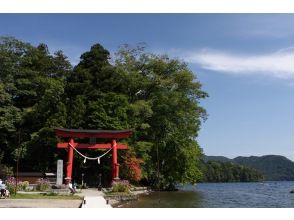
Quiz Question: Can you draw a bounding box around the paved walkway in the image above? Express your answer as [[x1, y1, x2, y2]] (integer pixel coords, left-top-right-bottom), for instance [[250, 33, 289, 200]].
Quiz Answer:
[[77, 188, 112, 208], [0, 199, 82, 208], [0, 188, 111, 208]]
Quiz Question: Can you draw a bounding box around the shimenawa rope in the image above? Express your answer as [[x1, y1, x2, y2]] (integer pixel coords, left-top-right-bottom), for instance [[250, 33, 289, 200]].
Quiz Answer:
[[68, 142, 112, 164]]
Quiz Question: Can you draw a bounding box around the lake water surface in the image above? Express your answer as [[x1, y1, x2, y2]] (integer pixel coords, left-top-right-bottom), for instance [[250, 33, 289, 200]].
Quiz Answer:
[[121, 181, 294, 208]]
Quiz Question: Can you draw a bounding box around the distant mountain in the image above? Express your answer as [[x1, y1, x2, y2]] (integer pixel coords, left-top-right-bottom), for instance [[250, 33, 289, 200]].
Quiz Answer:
[[200, 160, 264, 182], [205, 155, 294, 181], [203, 155, 233, 163], [233, 155, 294, 181]]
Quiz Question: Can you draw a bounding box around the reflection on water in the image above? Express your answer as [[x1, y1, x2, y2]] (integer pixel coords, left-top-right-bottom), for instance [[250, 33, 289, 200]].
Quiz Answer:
[[121, 190, 203, 208], [120, 181, 294, 208]]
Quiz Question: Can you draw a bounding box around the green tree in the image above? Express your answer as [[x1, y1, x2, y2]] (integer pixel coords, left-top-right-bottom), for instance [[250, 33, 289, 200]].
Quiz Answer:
[[114, 45, 208, 189], [0, 37, 71, 172], [65, 43, 128, 130]]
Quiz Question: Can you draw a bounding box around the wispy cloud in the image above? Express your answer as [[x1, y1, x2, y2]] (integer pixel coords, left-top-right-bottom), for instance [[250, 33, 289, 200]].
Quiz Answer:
[[185, 47, 294, 79]]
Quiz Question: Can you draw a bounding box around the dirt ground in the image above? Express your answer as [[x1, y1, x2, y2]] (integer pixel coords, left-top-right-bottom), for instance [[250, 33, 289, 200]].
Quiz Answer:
[[0, 199, 83, 208]]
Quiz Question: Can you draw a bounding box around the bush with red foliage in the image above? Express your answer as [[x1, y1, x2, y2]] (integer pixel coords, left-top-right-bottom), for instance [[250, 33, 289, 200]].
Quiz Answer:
[[124, 153, 143, 182]]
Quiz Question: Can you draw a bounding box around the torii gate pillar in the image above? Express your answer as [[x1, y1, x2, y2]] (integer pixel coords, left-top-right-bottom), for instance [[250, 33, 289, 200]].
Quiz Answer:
[[66, 138, 74, 182], [112, 139, 119, 180]]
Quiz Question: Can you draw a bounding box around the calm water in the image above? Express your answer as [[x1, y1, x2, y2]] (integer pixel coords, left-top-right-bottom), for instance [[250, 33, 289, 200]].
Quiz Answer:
[[121, 181, 294, 208]]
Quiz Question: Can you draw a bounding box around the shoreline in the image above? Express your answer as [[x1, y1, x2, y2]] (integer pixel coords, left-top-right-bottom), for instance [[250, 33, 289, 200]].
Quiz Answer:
[[106, 188, 152, 207]]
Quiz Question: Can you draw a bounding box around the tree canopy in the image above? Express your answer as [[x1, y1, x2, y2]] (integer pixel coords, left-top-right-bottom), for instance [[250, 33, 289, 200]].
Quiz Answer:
[[0, 37, 208, 190]]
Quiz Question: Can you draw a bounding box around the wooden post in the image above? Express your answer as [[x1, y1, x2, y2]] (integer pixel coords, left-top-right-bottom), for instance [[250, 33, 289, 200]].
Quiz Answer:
[[66, 138, 74, 183]]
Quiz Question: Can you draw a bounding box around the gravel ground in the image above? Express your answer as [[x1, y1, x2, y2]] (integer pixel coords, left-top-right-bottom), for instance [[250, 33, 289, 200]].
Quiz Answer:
[[0, 199, 83, 208]]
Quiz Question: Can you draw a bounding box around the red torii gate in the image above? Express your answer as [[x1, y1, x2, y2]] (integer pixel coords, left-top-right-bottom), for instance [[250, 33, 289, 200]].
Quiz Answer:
[[54, 128, 133, 183]]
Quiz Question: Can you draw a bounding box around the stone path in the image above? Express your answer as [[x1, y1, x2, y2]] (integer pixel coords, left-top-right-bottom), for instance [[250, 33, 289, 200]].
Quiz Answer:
[[77, 188, 112, 208]]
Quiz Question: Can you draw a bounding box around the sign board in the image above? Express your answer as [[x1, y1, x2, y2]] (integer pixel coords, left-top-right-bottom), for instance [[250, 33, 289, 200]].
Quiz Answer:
[[56, 160, 63, 185]]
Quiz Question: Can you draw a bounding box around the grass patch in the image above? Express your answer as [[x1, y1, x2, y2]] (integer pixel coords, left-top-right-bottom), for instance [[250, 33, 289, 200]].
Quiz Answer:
[[10, 193, 82, 200]]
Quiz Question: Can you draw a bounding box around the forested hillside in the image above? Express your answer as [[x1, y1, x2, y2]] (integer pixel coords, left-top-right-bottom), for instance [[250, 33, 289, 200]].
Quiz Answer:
[[234, 155, 294, 181], [0, 37, 208, 190], [200, 160, 264, 182], [205, 155, 294, 181], [203, 155, 233, 163]]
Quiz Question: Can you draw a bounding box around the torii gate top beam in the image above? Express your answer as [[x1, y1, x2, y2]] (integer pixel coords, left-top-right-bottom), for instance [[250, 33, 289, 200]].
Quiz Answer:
[[54, 128, 133, 139]]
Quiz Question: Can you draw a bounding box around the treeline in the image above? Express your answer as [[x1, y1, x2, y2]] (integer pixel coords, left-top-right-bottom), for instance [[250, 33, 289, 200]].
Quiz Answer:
[[205, 155, 294, 181], [200, 161, 264, 182], [0, 37, 208, 190]]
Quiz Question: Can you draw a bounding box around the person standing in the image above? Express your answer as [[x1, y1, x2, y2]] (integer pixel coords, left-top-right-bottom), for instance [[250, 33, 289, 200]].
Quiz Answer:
[[0, 179, 6, 198]]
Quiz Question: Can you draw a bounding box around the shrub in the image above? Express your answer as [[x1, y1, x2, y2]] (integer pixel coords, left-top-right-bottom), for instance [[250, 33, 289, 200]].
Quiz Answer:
[[6, 176, 17, 193], [36, 178, 51, 191], [111, 179, 130, 193], [5, 177, 30, 193], [18, 181, 29, 191], [124, 153, 143, 183]]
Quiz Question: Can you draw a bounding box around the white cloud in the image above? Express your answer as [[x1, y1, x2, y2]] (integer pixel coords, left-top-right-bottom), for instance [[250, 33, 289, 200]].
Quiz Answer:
[[185, 48, 294, 79]]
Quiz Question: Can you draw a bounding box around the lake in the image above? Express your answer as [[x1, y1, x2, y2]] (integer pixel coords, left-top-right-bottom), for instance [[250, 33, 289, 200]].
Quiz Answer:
[[120, 181, 294, 208]]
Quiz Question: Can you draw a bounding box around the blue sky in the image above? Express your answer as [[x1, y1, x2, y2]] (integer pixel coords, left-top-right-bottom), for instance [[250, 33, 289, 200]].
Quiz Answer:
[[1, 14, 294, 160]]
